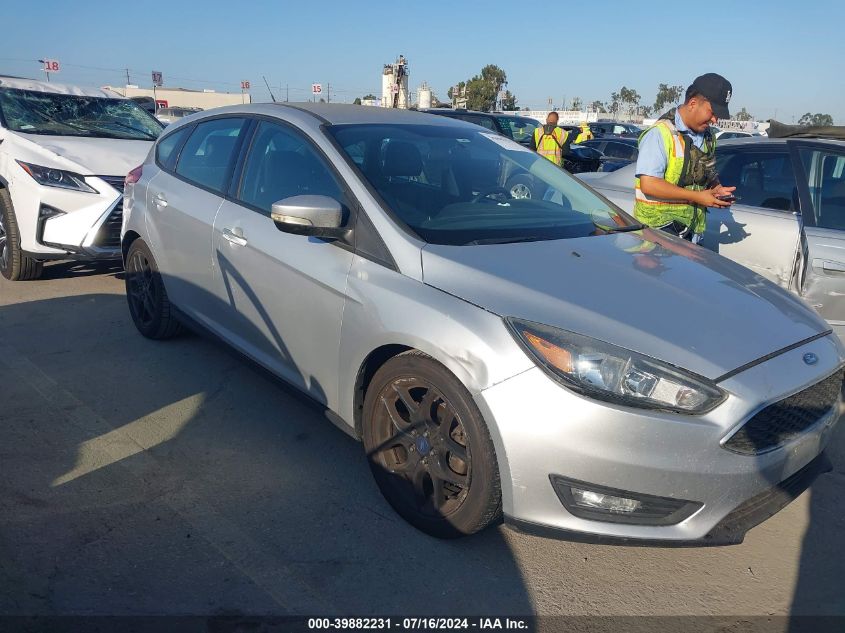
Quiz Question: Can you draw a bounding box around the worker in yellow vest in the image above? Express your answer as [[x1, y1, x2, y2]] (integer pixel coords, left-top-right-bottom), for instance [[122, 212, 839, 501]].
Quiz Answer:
[[574, 121, 593, 144], [533, 111, 570, 166], [634, 73, 736, 243]]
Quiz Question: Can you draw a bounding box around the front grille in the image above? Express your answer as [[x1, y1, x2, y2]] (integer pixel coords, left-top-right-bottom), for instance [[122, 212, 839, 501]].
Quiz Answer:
[[98, 175, 125, 194], [92, 176, 125, 250], [724, 369, 843, 455]]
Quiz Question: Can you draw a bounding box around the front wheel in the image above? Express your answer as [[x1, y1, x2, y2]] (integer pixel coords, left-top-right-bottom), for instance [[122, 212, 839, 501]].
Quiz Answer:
[[362, 351, 502, 538], [124, 239, 182, 339], [0, 188, 43, 281]]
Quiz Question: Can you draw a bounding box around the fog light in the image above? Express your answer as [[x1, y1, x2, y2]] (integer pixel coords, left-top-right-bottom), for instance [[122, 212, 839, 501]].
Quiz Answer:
[[570, 487, 642, 514], [550, 475, 703, 526], [39, 204, 65, 219]]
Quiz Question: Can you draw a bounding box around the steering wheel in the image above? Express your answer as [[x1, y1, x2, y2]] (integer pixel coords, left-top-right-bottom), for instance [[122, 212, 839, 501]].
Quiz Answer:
[[472, 187, 513, 204]]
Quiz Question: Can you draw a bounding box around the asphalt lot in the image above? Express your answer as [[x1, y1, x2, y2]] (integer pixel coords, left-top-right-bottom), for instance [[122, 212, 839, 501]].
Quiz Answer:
[[1, 260, 844, 618]]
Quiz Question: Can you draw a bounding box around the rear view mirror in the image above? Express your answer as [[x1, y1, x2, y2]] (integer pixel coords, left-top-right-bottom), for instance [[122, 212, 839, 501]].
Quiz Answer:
[[270, 195, 350, 240]]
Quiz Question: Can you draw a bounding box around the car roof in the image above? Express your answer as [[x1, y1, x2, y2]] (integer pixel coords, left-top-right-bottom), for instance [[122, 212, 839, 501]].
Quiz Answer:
[[168, 102, 481, 130], [718, 136, 845, 148], [422, 107, 492, 116], [0, 75, 123, 98]]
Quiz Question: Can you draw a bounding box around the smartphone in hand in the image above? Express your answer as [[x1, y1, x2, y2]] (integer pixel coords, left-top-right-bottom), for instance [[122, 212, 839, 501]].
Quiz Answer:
[[716, 194, 738, 202]]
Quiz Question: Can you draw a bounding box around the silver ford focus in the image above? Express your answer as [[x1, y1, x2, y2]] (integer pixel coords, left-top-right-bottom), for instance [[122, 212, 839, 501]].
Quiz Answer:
[[121, 103, 844, 544]]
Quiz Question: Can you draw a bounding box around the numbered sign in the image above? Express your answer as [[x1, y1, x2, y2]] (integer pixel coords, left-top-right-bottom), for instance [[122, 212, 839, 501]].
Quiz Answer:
[[42, 59, 60, 73], [311, 83, 322, 95], [241, 80, 250, 90]]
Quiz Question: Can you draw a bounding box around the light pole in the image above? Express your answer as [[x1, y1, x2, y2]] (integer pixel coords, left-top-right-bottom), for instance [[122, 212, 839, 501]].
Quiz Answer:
[[37, 59, 50, 82]]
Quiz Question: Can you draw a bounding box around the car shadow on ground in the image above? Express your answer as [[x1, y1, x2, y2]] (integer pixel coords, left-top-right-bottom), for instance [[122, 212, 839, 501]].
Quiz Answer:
[[790, 417, 845, 622], [0, 290, 533, 616], [40, 259, 124, 280]]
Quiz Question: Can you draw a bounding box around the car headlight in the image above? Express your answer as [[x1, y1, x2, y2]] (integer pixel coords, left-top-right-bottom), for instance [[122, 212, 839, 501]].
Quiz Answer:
[[506, 318, 726, 414], [16, 160, 98, 194]]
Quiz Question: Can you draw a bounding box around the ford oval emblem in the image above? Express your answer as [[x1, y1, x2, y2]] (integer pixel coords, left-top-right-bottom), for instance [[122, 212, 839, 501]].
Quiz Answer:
[[803, 353, 819, 366]]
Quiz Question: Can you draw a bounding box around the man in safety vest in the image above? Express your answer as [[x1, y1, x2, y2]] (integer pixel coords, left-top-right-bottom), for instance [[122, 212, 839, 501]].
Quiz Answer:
[[533, 111, 570, 166], [574, 121, 593, 144], [634, 73, 736, 243]]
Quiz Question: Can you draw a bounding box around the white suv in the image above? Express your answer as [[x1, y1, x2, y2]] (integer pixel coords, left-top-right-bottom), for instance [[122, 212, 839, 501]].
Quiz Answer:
[[0, 76, 162, 280]]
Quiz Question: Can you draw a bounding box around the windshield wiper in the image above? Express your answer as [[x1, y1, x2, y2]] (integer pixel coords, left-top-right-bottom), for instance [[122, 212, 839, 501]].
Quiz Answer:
[[463, 236, 548, 245], [594, 222, 645, 233]]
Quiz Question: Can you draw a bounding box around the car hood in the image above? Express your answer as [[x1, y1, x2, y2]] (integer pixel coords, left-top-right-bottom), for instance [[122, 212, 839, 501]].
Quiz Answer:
[[13, 132, 153, 176], [421, 231, 829, 379]]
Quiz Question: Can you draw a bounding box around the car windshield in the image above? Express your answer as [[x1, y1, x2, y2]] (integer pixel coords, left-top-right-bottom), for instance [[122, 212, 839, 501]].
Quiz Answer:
[[495, 116, 540, 142], [329, 123, 637, 245], [0, 88, 163, 140]]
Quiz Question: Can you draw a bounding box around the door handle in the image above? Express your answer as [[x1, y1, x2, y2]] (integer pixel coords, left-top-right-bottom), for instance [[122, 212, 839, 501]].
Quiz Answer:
[[813, 258, 845, 274], [222, 227, 248, 247], [152, 192, 168, 209]]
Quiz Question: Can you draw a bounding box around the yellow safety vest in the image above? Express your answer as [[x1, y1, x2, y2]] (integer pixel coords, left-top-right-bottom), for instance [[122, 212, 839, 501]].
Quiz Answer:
[[633, 120, 715, 235], [574, 127, 593, 144], [534, 126, 568, 166]]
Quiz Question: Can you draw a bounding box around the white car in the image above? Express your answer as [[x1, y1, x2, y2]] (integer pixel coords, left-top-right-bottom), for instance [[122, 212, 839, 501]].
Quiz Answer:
[[0, 76, 162, 280]]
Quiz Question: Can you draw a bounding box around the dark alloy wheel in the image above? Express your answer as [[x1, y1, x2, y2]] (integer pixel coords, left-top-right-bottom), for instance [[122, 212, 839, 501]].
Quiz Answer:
[[124, 240, 181, 339], [363, 352, 501, 538]]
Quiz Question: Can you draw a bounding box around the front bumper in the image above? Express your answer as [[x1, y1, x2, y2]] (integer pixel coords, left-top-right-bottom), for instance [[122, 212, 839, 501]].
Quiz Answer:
[[11, 175, 125, 260], [477, 333, 843, 544]]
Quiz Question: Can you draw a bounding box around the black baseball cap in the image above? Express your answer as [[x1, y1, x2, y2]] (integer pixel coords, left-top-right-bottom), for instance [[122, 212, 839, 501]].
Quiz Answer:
[[689, 73, 732, 119]]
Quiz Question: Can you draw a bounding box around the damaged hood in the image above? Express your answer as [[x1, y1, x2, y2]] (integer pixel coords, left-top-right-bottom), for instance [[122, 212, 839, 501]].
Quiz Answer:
[[421, 231, 829, 380], [12, 132, 152, 177]]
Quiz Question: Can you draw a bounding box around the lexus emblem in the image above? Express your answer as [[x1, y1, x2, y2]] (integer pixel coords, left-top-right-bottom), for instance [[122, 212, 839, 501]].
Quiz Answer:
[[803, 353, 819, 366]]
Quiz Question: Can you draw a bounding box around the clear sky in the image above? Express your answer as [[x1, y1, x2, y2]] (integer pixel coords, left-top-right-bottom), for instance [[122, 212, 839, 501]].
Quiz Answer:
[[2, 0, 842, 123]]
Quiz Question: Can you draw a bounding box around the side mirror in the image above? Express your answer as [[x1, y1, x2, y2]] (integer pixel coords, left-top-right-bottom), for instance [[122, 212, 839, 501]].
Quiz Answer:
[[270, 195, 351, 240]]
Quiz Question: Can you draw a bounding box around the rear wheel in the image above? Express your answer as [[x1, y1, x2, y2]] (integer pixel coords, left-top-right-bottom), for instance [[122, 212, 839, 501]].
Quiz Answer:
[[0, 188, 44, 281], [362, 351, 501, 538], [124, 239, 182, 339]]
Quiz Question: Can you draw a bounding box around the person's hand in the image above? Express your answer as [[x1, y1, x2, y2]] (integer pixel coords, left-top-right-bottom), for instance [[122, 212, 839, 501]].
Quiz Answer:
[[696, 186, 737, 208]]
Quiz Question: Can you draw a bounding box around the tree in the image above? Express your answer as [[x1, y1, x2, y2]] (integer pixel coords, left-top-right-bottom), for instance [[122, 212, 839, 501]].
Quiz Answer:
[[798, 112, 834, 126], [501, 90, 518, 111], [353, 97, 362, 105], [363, 93, 376, 100], [609, 91, 621, 116], [734, 107, 754, 121], [589, 100, 604, 113], [653, 83, 684, 114], [571, 96, 583, 111], [450, 65, 512, 112], [619, 86, 641, 116]]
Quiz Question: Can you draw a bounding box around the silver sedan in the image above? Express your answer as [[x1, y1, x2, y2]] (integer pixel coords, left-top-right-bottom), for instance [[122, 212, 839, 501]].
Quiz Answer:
[[121, 103, 844, 544]]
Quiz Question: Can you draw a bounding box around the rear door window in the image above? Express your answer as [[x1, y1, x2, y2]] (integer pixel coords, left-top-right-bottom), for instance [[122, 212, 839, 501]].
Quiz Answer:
[[715, 150, 798, 211], [800, 148, 845, 230], [603, 141, 637, 159], [155, 125, 192, 171], [175, 117, 247, 194]]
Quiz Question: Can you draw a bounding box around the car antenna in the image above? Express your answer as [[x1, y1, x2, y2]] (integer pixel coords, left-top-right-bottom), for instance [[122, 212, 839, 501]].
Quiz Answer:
[[263, 76, 277, 103]]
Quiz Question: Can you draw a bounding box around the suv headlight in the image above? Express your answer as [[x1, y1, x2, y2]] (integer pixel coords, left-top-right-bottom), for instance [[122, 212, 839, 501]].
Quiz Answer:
[[16, 160, 98, 194], [506, 318, 726, 415]]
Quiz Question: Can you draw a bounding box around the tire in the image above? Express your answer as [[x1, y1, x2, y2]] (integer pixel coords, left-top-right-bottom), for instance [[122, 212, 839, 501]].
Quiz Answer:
[[124, 239, 182, 339], [362, 350, 502, 538], [0, 188, 44, 281], [505, 174, 540, 200]]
